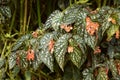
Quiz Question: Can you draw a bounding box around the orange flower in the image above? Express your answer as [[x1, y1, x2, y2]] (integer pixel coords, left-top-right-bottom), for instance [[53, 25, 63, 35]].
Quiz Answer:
[[60, 24, 73, 32], [116, 62, 120, 75], [64, 26, 73, 32], [108, 17, 116, 24], [68, 46, 74, 53], [48, 39, 55, 54], [32, 31, 38, 38], [86, 16, 99, 35], [60, 24, 67, 29], [26, 49, 35, 61], [94, 46, 101, 54], [115, 30, 120, 39]]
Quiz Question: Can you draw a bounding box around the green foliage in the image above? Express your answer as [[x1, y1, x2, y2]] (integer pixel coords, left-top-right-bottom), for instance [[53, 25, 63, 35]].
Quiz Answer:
[[1, 0, 120, 79]]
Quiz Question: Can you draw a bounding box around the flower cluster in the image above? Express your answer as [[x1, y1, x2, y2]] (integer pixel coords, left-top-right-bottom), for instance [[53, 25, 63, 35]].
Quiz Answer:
[[48, 39, 55, 54], [26, 49, 35, 61], [32, 31, 38, 38], [94, 46, 101, 54], [115, 61, 120, 75], [115, 30, 120, 39], [108, 17, 116, 24], [86, 16, 100, 35], [60, 24, 73, 32], [67, 46, 74, 53]]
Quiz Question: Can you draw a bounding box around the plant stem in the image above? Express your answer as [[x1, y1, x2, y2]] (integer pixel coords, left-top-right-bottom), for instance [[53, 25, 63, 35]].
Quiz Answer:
[[98, 0, 101, 8], [30, 70, 53, 80], [103, 0, 107, 6], [20, 0, 24, 34], [69, 0, 72, 6], [1, 40, 7, 58], [37, 0, 42, 28], [9, 9, 16, 34], [23, 0, 28, 34], [26, 0, 32, 32], [74, 0, 77, 4]]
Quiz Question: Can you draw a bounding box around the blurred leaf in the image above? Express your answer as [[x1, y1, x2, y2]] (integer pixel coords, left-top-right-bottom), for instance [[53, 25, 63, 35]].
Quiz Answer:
[[0, 68, 6, 79], [108, 59, 118, 78], [9, 52, 17, 69], [0, 13, 5, 24], [12, 34, 31, 51], [96, 67, 108, 80], [0, 58, 5, 68], [77, 0, 89, 4], [0, 0, 10, 4], [107, 25, 119, 41], [12, 66, 20, 77], [82, 68, 95, 80], [63, 63, 81, 80], [107, 45, 115, 58], [54, 34, 72, 70], [0, 6, 11, 18], [25, 71, 31, 80]]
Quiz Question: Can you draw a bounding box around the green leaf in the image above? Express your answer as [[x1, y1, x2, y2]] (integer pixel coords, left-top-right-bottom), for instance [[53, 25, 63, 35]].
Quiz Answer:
[[96, 67, 108, 80], [32, 50, 42, 70], [101, 14, 111, 35], [108, 59, 118, 78], [107, 25, 119, 41], [40, 48, 54, 71], [0, 58, 5, 68], [62, 5, 80, 24], [52, 11, 63, 31], [84, 31, 96, 49], [45, 10, 62, 30], [30, 38, 42, 70], [12, 34, 31, 51], [9, 52, 17, 69], [12, 66, 20, 77], [75, 9, 88, 27], [0, 6, 11, 18], [54, 34, 72, 70], [40, 33, 54, 49], [0, 13, 5, 24], [73, 35, 86, 54], [19, 50, 28, 68], [82, 68, 95, 80], [0, 68, 6, 79], [9, 50, 28, 69], [63, 62, 81, 80], [25, 71, 31, 80], [69, 47, 82, 68]]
